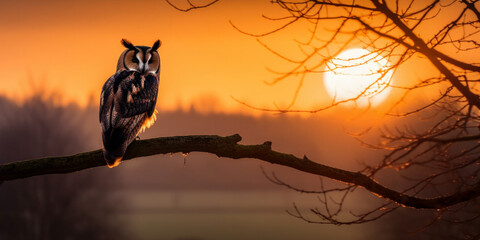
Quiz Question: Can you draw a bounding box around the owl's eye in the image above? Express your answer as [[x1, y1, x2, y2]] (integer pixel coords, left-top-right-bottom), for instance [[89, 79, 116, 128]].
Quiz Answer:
[[132, 58, 139, 63]]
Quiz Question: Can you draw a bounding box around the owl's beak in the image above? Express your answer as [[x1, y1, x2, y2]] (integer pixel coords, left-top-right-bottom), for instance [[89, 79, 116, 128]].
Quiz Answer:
[[141, 65, 149, 74]]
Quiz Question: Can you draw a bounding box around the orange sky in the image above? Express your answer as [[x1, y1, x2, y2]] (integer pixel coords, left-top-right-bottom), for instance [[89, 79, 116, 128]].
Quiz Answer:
[[0, 0, 449, 117]]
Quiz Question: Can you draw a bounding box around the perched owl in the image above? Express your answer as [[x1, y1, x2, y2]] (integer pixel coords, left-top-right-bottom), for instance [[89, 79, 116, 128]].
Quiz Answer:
[[99, 39, 161, 168]]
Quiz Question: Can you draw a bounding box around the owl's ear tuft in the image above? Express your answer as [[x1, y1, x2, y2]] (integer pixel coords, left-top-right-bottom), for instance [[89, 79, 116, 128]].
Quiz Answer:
[[121, 39, 136, 50], [151, 40, 161, 51]]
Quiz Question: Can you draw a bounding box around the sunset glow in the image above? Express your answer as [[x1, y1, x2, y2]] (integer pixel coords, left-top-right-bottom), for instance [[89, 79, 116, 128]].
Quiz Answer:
[[0, 0, 304, 114], [0, 1, 433, 115]]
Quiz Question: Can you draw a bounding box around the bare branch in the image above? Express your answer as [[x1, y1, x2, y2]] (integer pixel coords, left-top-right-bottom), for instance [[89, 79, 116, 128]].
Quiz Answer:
[[371, 0, 480, 109], [165, 0, 220, 12]]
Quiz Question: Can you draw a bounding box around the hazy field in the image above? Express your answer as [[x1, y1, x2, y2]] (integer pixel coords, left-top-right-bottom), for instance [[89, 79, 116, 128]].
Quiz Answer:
[[118, 190, 375, 240]]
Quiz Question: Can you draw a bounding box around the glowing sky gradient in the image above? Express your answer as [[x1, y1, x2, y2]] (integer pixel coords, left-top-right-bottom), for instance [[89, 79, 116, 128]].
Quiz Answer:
[[0, 0, 317, 112], [0, 0, 450, 115]]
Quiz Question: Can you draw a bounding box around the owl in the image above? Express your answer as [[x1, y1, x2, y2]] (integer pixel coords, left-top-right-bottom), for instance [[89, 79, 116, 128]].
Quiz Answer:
[[99, 39, 161, 168]]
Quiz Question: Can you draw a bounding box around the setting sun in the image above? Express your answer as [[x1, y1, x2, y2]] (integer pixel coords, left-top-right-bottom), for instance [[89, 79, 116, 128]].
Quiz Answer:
[[323, 48, 393, 107]]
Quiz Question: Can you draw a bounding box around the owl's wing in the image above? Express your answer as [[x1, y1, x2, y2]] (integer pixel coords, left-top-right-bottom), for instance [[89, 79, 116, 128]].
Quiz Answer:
[[100, 71, 152, 166], [116, 72, 159, 118], [99, 75, 114, 125], [99, 70, 132, 125]]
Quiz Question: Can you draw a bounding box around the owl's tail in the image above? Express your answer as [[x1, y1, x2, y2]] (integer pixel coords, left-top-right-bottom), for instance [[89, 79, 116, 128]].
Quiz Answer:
[[103, 149, 123, 168], [102, 128, 128, 168]]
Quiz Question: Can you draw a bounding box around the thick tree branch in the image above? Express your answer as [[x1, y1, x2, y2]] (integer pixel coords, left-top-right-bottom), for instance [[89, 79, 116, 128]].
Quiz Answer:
[[0, 134, 479, 209]]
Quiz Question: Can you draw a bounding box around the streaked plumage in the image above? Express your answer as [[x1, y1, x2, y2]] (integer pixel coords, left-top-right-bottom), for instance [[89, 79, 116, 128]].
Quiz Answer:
[[99, 39, 161, 168]]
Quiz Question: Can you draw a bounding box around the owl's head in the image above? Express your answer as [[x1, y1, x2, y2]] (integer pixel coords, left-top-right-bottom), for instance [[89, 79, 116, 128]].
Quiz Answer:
[[117, 39, 161, 74]]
